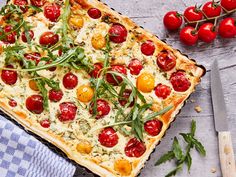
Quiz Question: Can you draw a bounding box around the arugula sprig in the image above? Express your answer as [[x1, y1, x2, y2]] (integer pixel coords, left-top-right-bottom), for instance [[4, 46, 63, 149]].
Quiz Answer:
[[155, 120, 206, 177]]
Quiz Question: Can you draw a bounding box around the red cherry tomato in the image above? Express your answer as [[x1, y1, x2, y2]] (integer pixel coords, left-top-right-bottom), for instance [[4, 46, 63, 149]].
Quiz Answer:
[[49, 89, 63, 102], [87, 8, 102, 19], [109, 24, 127, 43], [184, 6, 203, 23], [141, 40, 155, 56], [180, 26, 198, 46], [154, 84, 171, 99], [98, 127, 118, 147], [124, 138, 146, 158], [144, 119, 163, 136], [40, 119, 50, 128], [44, 4, 60, 22], [89, 99, 110, 119], [118, 89, 135, 107], [58, 102, 77, 122], [63, 72, 78, 89], [13, 0, 28, 12], [218, 18, 236, 38], [9, 99, 17, 107], [221, 0, 236, 11], [1, 25, 17, 44], [26, 95, 44, 114], [170, 71, 191, 92], [30, 0, 46, 7], [202, 1, 221, 18], [156, 50, 176, 71], [24, 52, 41, 65], [198, 23, 217, 43], [163, 11, 183, 31], [90, 63, 103, 78], [21, 30, 34, 43], [106, 65, 127, 86], [1, 65, 18, 85], [128, 58, 143, 75], [39, 31, 59, 46]]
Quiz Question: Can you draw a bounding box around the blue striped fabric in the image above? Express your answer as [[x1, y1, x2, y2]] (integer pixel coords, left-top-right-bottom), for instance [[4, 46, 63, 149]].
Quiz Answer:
[[0, 116, 76, 177]]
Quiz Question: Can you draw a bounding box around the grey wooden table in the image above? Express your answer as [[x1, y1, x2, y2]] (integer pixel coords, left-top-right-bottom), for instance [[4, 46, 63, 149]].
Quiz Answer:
[[101, 0, 235, 177], [0, 0, 235, 177]]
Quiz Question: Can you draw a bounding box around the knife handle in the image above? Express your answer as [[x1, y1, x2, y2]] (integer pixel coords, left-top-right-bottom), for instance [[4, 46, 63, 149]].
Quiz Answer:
[[219, 131, 236, 177]]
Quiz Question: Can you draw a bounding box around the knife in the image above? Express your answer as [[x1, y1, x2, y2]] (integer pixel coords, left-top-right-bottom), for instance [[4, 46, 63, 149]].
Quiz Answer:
[[211, 60, 236, 177]]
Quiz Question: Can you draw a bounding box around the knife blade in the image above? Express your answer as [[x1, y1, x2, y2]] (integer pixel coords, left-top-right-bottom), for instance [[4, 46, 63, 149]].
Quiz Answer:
[[211, 60, 236, 177], [210, 60, 228, 132]]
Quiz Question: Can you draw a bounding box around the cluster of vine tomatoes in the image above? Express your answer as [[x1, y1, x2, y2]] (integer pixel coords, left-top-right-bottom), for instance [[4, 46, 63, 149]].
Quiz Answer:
[[163, 0, 236, 45]]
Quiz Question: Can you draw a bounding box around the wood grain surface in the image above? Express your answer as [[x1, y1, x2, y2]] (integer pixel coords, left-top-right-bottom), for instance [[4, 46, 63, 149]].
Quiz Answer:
[[0, 0, 235, 177]]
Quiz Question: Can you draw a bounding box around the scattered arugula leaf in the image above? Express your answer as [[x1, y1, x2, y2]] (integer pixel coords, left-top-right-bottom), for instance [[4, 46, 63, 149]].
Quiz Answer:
[[155, 120, 206, 177]]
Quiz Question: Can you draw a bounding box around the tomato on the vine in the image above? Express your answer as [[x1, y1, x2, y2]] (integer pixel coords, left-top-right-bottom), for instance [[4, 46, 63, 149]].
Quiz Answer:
[[184, 6, 203, 23], [163, 11, 183, 31], [180, 26, 198, 46], [221, 0, 236, 11], [218, 17, 236, 38], [202, 1, 222, 18], [198, 23, 217, 43]]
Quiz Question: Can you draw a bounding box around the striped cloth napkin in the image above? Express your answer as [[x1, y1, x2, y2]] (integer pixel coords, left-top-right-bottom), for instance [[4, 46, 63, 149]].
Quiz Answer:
[[0, 116, 76, 177]]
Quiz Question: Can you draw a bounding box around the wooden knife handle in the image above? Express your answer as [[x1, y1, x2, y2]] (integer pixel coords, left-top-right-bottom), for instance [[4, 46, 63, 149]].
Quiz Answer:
[[219, 131, 236, 177]]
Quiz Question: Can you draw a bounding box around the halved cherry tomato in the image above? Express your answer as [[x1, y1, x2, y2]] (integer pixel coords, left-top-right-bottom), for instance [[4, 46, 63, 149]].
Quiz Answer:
[[26, 95, 44, 114], [154, 84, 171, 99], [144, 119, 163, 136], [9, 99, 17, 107], [1, 65, 18, 85], [1, 25, 17, 44], [124, 138, 146, 158], [58, 102, 77, 122], [24, 52, 41, 65], [21, 30, 34, 43], [109, 24, 127, 43], [89, 99, 110, 119], [63, 72, 78, 89], [29, 80, 39, 91], [44, 4, 61, 22], [13, 0, 28, 12], [136, 72, 155, 93], [98, 127, 118, 147], [88, 8, 102, 19], [156, 50, 176, 71], [128, 58, 143, 75], [170, 71, 191, 92], [180, 26, 198, 46], [90, 63, 103, 78], [141, 40, 155, 56], [184, 6, 203, 23], [118, 89, 134, 107], [218, 18, 236, 38], [30, 0, 46, 7], [106, 65, 127, 86], [198, 23, 217, 43], [202, 1, 221, 18], [221, 0, 236, 11], [163, 11, 183, 31], [76, 85, 94, 103], [39, 31, 59, 46], [49, 89, 63, 102], [40, 119, 50, 128]]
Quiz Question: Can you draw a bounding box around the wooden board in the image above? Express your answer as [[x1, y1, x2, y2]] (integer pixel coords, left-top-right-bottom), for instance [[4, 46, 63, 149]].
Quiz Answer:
[[0, 0, 235, 177]]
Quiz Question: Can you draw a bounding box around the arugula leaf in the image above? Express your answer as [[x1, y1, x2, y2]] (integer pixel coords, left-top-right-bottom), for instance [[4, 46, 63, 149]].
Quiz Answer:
[[144, 105, 173, 122], [35, 78, 49, 110], [155, 151, 175, 166], [44, 78, 60, 91], [191, 137, 206, 156], [172, 137, 183, 160], [185, 153, 192, 172], [165, 165, 183, 177], [191, 120, 196, 136]]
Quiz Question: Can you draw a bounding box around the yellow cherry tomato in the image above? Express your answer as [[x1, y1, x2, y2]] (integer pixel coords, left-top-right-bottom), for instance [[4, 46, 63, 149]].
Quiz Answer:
[[77, 85, 94, 103], [136, 72, 155, 93], [69, 15, 84, 29], [114, 159, 132, 176], [76, 141, 92, 154], [91, 33, 106, 50], [29, 80, 39, 91]]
